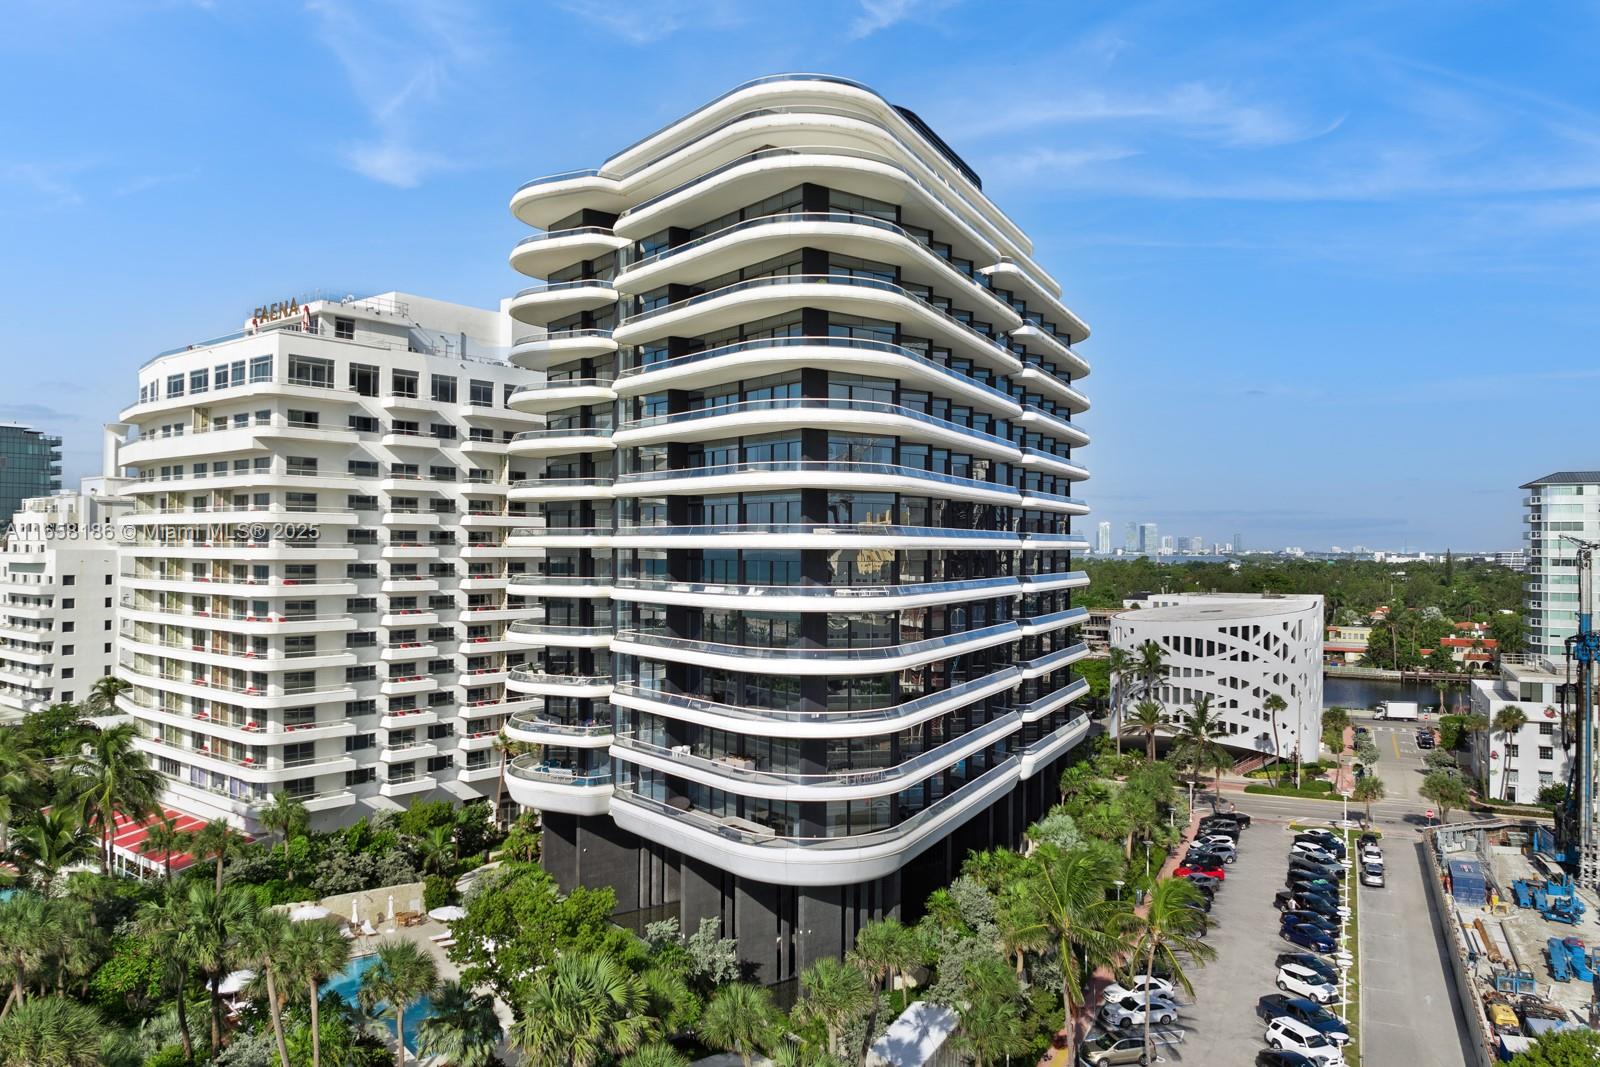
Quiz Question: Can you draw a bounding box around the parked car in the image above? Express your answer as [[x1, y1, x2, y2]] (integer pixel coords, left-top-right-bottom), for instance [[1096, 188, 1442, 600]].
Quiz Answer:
[[1207, 810, 1252, 827], [1290, 841, 1338, 865], [1288, 858, 1345, 882], [1185, 872, 1224, 891], [1287, 875, 1339, 897], [1278, 893, 1340, 918], [1100, 992, 1180, 1030], [1103, 975, 1176, 1004], [1264, 1017, 1346, 1066], [1276, 963, 1340, 1005], [1280, 914, 1340, 939], [1357, 832, 1380, 850], [1199, 832, 1240, 851], [1282, 923, 1337, 953], [1256, 995, 1350, 1043], [1359, 846, 1383, 868], [1416, 731, 1435, 749], [1174, 863, 1225, 880], [1198, 822, 1242, 841], [1079, 1029, 1156, 1066], [1195, 841, 1238, 863], [1294, 832, 1346, 859], [1275, 953, 1338, 984], [1183, 848, 1231, 868], [1359, 863, 1385, 888], [1256, 1051, 1320, 1067]]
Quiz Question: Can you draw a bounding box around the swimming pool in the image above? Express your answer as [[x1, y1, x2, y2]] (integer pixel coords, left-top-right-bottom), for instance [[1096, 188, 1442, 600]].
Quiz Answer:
[[320, 953, 436, 1053]]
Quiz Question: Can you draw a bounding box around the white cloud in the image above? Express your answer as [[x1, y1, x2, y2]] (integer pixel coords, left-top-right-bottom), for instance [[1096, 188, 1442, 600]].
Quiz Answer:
[[849, 0, 959, 39], [554, 0, 748, 45], [0, 162, 84, 207]]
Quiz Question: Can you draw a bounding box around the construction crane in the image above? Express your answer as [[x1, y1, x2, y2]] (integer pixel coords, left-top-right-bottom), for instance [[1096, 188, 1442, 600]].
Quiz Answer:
[[1558, 537, 1600, 887]]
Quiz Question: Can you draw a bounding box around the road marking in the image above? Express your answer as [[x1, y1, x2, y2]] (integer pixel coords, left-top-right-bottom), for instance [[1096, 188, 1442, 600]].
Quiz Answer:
[[1392, 732, 1401, 758]]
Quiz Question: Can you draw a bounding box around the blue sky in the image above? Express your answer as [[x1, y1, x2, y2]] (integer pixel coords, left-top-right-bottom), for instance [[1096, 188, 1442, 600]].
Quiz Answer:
[[3, 0, 1597, 550]]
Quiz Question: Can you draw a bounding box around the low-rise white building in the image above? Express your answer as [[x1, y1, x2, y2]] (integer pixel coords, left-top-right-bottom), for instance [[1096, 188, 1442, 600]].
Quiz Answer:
[[1111, 592, 1324, 758], [0, 478, 132, 719], [1469, 655, 1570, 806]]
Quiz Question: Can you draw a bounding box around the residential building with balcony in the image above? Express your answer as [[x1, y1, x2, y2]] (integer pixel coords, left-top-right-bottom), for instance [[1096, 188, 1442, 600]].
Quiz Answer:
[[499, 74, 1093, 980], [113, 293, 534, 828], [1521, 472, 1600, 660], [1469, 655, 1570, 805], [0, 478, 131, 720], [0, 423, 63, 521]]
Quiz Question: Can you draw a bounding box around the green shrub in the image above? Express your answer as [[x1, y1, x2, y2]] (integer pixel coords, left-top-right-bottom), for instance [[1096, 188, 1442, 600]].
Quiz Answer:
[[423, 874, 456, 911], [1243, 784, 1342, 801]]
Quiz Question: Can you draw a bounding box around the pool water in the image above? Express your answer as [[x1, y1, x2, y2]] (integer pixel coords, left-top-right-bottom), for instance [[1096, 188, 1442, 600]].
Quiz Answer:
[[320, 953, 435, 1053]]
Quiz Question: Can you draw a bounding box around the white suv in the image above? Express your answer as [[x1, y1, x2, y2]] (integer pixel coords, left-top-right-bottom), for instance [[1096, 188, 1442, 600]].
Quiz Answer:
[[1265, 1017, 1346, 1065], [1277, 962, 1338, 1004]]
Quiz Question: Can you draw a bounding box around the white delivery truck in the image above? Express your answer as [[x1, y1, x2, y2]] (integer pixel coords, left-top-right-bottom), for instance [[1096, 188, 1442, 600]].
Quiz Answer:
[[1378, 700, 1420, 721]]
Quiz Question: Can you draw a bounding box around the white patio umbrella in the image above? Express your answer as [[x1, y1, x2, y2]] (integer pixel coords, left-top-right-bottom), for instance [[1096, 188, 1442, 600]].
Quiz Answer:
[[217, 969, 256, 996], [290, 904, 330, 922], [386, 893, 395, 921], [427, 905, 466, 922], [350, 899, 360, 925]]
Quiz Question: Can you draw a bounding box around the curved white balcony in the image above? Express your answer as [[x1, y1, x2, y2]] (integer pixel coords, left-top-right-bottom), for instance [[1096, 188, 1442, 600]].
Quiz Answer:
[[508, 329, 618, 370], [612, 460, 1019, 506], [1020, 641, 1090, 680], [1021, 450, 1089, 483], [507, 477, 615, 502], [504, 755, 613, 815], [504, 711, 613, 748], [611, 621, 1020, 675], [610, 710, 1019, 802], [1018, 405, 1090, 448], [1018, 713, 1092, 779], [507, 427, 616, 458], [1018, 610, 1090, 640], [608, 574, 1019, 613], [616, 336, 1018, 418], [1015, 365, 1090, 414], [610, 755, 1020, 887], [613, 397, 1018, 461], [508, 378, 617, 415], [1018, 570, 1090, 594], [506, 621, 613, 648], [507, 575, 614, 598], [615, 274, 1018, 375], [509, 226, 630, 278], [611, 522, 1020, 551], [1019, 532, 1090, 552], [507, 280, 618, 328], [507, 525, 614, 549], [509, 169, 628, 230], [1010, 322, 1091, 378], [506, 669, 613, 698], [616, 212, 1020, 329], [1017, 676, 1091, 724], [1018, 489, 1090, 515], [987, 256, 1090, 338]]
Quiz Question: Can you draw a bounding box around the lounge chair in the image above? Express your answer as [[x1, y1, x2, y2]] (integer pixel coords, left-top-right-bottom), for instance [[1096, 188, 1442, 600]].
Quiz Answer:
[[360, 919, 378, 937], [429, 930, 452, 943]]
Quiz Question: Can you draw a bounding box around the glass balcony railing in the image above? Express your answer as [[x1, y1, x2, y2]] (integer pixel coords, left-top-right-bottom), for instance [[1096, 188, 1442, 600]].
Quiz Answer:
[[612, 574, 1017, 602], [512, 278, 617, 300], [615, 460, 1016, 500], [621, 397, 1016, 453], [508, 755, 612, 786], [512, 225, 618, 249], [507, 711, 612, 737], [615, 620, 1017, 662]]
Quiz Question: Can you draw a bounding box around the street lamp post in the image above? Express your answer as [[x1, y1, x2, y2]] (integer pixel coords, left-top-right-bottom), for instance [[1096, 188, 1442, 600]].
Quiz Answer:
[[1114, 879, 1125, 903], [1145, 839, 1153, 878]]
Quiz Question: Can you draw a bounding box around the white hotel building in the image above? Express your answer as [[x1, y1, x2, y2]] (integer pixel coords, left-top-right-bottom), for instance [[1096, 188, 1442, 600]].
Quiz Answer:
[[114, 293, 535, 827], [497, 75, 1093, 979]]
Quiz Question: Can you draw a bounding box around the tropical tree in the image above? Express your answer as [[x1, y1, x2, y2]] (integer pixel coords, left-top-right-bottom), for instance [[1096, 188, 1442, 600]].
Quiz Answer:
[[1105, 646, 1134, 755], [189, 820, 245, 893], [850, 917, 916, 1056], [9, 808, 95, 894], [85, 675, 131, 716], [358, 938, 439, 1067], [134, 891, 196, 1064], [1135, 639, 1169, 702], [239, 908, 296, 1067], [0, 892, 59, 1017], [65, 721, 163, 875], [1174, 694, 1231, 800], [1016, 843, 1128, 1065], [414, 824, 456, 876], [416, 980, 501, 1067], [1130, 699, 1165, 763], [949, 962, 1030, 1067], [140, 815, 189, 884], [1421, 770, 1471, 824], [0, 995, 110, 1067], [285, 918, 351, 1067], [1353, 775, 1386, 824], [619, 1045, 691, 1067], [1457, 713, 1491, 793], [255, 794, 309, 862], [793, 957, 872, 1061], [510, 952, 649, 1067], [996, 887, 1048, 980], [1493, 705, 1529, 801], [699, 983, 779, 1067], [0, 733, 43, 854], [1263, 693, 1289, 784], [174, 881, 255, 1058], [1124, 878, 1215, 1053]]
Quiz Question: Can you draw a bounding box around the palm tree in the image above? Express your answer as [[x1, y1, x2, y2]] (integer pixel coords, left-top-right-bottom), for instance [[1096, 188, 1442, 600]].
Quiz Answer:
[[0, 892, 59, 1018], [491, 734, 528, 827], [45, 898, 100, 1000], [416, 980, 501, 1067], [1263, 693, 1289, 785], [995, 890, 1048, 980], [1492, 705, 1529, 801], [1123, 878, 1215, 1054], [1016, 843, 1128, 1065], [189, 820, 245, 892], [1135, 639, 1169, 703], [793, 957, 871, 1061], [699, 983, 778, 1067], [285, 918, 350, 1067], [141, 815, 188, 883], [1174, 694, 1232, 801], [0, 733, 43, 854], [135, 891, 195, 1064], [949, 965, 1029, 1067], [414, 824, 456, 876], [1458, 713, 1491, 794], [9, 808, 95, 894], [1130, 699, 1164, 763], [1353, 775, 1386, 823], [0, 995, 109, 1067], [619, 1045, 690, 1067], [255, 794, 309, 862], [849, 918, 904, 1058], [84, 675, 131, 716], [65, 721, 163, 875], [175, 881, 255, 1058], [510, 952, 650, 1067], [358, 938, 439, 1067], [239, 908, 296, 1067], [1105, 646, 1134, 755]]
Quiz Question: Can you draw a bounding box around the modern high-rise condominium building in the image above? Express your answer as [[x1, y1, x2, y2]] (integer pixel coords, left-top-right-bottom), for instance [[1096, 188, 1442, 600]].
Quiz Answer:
[[1123, 521, 1137, 551], [0, 424, 63, 522], [1096, 520, 1111, 554], [1138, 522, 1157, 554], [1521, 472, 1600, 660], [114, 293, 534, 827], [499, 74, 1093, 980], [0, 478, 131, 720]]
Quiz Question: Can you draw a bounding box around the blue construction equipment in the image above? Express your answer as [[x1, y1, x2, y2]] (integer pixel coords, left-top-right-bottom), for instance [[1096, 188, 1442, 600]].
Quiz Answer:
[[1564, 939, 1595, 982], [1511, 880, 1538, 909], [1547, 938, 1571, 982], [1539, 893, 1586, 925]]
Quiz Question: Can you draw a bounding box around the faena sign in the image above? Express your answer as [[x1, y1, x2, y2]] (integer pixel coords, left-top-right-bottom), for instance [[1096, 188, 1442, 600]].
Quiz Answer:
[[253, 299, 302, 323]]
